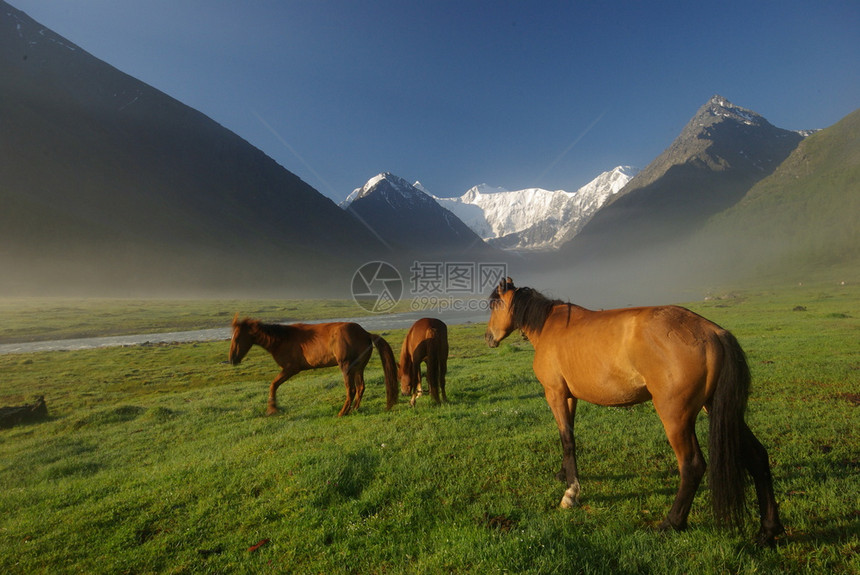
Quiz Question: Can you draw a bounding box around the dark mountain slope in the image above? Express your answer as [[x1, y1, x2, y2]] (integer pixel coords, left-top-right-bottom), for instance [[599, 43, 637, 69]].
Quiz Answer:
[[0, 2, 383, 295], [560, 96, 804, 262]]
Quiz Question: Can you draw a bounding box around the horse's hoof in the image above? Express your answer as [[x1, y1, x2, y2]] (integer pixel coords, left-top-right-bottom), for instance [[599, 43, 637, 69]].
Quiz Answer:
[[657, 518, 686, 532], [560, 484, 580, 508], [755, 524, 784, 548], [265, 407, 279, 416]]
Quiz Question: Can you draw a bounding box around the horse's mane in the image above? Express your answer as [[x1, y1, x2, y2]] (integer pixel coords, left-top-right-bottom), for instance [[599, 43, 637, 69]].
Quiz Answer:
[[242, 319, 296, 348], [489, 286, 568, 334]]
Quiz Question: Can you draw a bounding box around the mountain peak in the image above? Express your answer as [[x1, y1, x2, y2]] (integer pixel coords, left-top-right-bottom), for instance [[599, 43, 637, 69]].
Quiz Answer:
[[340, 172, 491, 256], [340, 172, 428, 208], [702, 95, 768, 128], [564, 96, 806, 264]]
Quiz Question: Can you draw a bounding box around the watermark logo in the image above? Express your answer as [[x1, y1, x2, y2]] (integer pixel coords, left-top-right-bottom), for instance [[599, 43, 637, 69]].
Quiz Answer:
[[351, 261, 507, 313], [351, 261, 403, 313]]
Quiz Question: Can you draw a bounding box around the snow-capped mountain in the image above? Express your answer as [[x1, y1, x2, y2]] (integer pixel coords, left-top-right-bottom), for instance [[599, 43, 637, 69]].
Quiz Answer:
[[434, 166, 637, 251], [341, 173, 432, 210], [341, 172, 493, 256]]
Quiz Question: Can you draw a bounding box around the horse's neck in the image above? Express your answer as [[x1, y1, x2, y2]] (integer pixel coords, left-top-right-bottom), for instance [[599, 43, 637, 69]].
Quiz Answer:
[[519, 302, 578, 348], [251, 325, 282, 352]]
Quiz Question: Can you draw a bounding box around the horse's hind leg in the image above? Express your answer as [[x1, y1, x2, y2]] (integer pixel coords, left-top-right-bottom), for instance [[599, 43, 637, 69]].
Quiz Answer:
[[338, 363, 356, 417], [350, 369, 366, 412], [656, 411, 706, 531], [439, 351, 448, 403], [740, 422, 784, 546], [425, 350, 441, 405]]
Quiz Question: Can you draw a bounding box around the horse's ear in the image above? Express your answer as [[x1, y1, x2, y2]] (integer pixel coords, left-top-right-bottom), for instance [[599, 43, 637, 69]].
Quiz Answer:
[[232, 313, 240, 327], [499, 277, 515, 293]]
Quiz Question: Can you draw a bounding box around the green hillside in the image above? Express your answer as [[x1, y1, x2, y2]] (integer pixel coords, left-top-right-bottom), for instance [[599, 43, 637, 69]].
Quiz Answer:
[[691, 108, 860, 283]]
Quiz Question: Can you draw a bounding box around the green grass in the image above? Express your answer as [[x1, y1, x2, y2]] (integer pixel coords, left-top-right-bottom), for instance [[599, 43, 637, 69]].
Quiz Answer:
[[0, 282, 857, 574]]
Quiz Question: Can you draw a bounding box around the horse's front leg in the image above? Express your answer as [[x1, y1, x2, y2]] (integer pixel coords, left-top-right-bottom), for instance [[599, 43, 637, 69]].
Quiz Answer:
[[267, 369, 295, 415], [546, 389, 580, 508], [409, 362, 422, 407]]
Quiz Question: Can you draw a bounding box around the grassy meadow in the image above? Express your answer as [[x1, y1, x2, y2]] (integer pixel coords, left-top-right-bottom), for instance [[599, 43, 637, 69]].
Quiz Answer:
[[0, 298, 398, 344], [0, 282, 857, 574]]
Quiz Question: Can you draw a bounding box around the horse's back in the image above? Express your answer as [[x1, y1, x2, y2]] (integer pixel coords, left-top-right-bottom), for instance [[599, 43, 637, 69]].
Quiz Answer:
[[412, 317, 447, 336], [538, 304, 724, 406], [549, 304, 721, 344], [407, 318, 447, 347], [290, 322, 372, 367]]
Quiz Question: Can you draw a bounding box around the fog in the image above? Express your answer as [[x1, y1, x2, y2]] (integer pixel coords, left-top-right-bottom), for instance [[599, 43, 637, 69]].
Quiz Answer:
[[0, 223, 832, 305]]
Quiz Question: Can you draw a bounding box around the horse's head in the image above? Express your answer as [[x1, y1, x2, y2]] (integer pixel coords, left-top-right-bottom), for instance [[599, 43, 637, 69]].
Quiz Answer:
[[229, 314, 254, 365], [399, 364, 414, 396], [485, 277, 517, 348], [400, 371, 412, 395]]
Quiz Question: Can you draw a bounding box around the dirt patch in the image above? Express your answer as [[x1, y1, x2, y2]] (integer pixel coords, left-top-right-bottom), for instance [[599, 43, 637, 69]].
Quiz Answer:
[[0, 396, 48, 429], [838, 392, 860, 406], [480, 512, 518, 532]]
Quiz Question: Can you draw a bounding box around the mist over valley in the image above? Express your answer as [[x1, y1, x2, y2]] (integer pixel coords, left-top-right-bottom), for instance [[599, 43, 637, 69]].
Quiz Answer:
[[2, 2, 857, 306]]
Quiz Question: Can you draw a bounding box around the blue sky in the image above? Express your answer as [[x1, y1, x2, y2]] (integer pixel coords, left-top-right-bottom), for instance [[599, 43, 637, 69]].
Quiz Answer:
[[8, 0, 859, 202]]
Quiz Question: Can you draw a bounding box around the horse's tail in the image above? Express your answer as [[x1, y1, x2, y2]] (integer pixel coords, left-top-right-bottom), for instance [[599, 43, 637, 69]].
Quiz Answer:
[[372, 334, 399, 410], [708, 329, 751, 529]]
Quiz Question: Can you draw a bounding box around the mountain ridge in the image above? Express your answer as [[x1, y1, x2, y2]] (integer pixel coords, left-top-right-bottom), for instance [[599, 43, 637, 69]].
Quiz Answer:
[[430, 166, 636, 251], [561, 95, 806, 262]]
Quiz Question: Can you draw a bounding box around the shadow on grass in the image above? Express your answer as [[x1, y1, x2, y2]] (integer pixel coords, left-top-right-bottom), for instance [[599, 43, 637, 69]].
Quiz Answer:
[[305, 447, 382, 507]]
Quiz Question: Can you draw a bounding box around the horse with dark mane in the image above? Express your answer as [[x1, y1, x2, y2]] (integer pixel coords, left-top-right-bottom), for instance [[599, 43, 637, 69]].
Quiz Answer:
[[229, 316, 398, 416], [399, 317, 449, 406], [485, 278, 784, 547]]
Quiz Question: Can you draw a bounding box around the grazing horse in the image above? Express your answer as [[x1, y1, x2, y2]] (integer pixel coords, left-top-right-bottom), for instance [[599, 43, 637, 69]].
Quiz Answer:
[[229, 316, 398, 416], [485, 278, 784, 547], [399, 317, 449, 406]]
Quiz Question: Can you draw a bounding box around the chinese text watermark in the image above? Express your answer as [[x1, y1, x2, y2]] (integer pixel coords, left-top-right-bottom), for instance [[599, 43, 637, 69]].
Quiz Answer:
[[351, 261, 507, 313]]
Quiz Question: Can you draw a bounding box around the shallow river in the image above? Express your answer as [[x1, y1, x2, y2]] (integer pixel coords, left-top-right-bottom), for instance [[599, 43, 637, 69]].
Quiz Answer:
[[0, 309, 488, 355]]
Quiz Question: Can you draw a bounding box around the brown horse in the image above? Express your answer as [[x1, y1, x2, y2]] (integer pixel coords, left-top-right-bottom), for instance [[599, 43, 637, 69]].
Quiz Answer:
[[229, 316, 398, 416], [485, 278, 783, 547], [399, 318, 449, 406]]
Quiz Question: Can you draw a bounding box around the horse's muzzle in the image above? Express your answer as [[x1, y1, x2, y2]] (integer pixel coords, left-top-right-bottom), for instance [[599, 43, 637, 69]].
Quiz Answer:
[[485, 332, 499, 348]]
